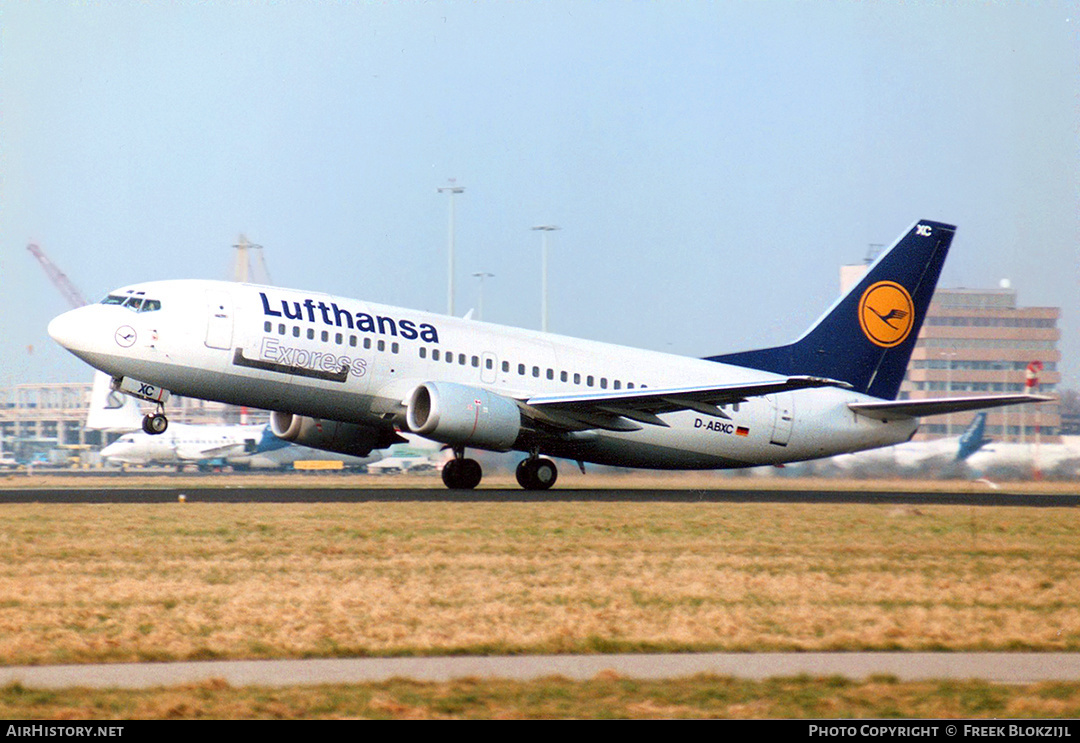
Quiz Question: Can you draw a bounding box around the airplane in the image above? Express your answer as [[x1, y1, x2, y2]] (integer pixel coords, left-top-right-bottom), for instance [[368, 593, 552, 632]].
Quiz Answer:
[[963, 436, 1080, 477], [47, 219, 1052, 490], [825, 411, 990, 473]]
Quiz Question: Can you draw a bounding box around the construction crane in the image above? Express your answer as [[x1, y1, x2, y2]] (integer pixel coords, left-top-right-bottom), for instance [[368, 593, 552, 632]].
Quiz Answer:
[[233, 234, 272, 284], [27, 243, 89, 309]]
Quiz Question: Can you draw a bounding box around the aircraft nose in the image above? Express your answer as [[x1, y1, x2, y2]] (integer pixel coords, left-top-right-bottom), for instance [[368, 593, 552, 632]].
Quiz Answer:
[[47, 308, 87, 351]]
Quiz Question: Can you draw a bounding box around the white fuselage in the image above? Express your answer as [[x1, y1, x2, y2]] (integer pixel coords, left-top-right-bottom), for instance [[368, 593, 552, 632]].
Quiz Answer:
[[50, 280, 918, 469]]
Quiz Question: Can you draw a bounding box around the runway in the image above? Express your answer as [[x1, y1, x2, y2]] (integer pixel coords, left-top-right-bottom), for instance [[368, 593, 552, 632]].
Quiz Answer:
[[3, 652, 1080, 689], [0, 485, 1078, 506]]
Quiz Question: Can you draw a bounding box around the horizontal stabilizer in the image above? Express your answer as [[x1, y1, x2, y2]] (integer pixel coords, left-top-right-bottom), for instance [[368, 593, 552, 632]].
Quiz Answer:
[[849, 394, 1054, 421]]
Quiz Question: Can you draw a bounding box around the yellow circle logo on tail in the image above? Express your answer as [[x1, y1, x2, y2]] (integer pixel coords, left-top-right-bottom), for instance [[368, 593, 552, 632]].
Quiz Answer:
[[858, 281, 915, 348]]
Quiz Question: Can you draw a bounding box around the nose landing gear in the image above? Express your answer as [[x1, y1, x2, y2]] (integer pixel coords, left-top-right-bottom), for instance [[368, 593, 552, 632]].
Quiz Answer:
[[142, 405, 169, 435]]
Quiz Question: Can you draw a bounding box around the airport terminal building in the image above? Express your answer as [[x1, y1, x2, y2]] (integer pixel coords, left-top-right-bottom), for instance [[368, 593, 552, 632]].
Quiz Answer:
[[899, 285, 1061, 443]]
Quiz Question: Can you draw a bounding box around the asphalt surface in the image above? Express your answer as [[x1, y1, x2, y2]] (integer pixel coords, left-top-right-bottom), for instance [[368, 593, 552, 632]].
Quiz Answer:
[[1, 485, 1078, 506], [2, 653, 1080, 689]]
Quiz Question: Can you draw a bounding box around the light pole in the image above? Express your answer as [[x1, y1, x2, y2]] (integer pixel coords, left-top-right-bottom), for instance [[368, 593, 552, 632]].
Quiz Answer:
[[472, 272, 494, 321], [940, 349, 956, 436], [532, 225, 559, 332], [438, 181, 465, 316]]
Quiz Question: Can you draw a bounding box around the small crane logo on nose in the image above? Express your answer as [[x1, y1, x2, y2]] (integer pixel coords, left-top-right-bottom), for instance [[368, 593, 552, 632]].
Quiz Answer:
[[115, 326, 137, 348]]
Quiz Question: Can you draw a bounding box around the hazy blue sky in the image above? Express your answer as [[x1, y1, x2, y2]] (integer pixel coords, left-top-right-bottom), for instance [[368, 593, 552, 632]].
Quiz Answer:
[[3, 2, 1078, 389]]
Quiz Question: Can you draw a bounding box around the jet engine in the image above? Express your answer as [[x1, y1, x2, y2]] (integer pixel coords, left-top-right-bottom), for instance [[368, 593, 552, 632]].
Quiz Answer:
[[269, 412, 396, 457], [406, 382, 521, 450]]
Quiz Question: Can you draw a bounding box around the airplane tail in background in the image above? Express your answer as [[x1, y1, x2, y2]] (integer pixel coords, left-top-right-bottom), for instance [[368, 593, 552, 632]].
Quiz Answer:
[[86, 371, 144, 432], [707, 220, 955, 401], [956, 411, 990, 461]]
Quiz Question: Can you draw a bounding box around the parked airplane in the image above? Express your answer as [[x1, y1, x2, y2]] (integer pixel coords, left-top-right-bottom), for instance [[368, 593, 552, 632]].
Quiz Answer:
[[825, 412, 991, 472], [963, 436, 1080, 477], [48, 220, 1051, 490]]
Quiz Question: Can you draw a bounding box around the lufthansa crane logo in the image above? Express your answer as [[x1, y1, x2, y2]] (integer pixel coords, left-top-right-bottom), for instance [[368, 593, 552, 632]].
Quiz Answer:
[[858, 281, 915, 348]]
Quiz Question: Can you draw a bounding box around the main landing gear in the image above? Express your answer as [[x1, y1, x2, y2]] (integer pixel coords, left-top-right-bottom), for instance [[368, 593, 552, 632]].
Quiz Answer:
[[142, 405, 168, 435], [441, 448, 482, 490], [440, 449, 560, 491], [516, 455, 558, 491]]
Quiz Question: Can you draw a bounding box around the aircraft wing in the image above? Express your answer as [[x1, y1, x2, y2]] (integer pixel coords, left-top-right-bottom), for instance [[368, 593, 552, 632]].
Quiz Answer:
[[523, 376, 850, 432], [849, 394, 1054, 421]]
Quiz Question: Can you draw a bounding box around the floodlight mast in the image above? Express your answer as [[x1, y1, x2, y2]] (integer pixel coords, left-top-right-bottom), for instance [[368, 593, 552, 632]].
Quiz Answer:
[[438, 181, 465, 316]]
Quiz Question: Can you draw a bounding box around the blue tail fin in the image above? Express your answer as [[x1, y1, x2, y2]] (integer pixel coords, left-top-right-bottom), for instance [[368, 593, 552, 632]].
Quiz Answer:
[[956, 412, 990, 461], [707, 220, 956, 400]]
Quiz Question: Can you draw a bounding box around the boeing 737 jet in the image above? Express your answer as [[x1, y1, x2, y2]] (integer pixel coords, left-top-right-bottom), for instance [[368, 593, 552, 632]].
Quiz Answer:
[[48, 220, 1051, 490]]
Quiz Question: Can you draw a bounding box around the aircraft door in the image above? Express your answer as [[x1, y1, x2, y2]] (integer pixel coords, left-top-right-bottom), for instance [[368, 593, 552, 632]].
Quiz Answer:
[[205, 291, 234, 350], [769, 393, 794, 447]]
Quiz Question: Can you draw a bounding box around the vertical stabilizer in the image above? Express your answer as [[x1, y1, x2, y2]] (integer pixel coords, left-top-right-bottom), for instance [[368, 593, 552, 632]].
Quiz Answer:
[[708, 220, 955, 400], [86, 371, 145, 432]]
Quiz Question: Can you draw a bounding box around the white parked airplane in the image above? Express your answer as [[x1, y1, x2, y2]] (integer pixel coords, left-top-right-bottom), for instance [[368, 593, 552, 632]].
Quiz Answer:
[[48, 220, 1051, 490]]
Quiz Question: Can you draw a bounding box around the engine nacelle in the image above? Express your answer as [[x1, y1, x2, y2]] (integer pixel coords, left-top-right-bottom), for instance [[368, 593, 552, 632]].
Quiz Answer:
[[269, 412, 392, 458], [406, 382, 521, 451]]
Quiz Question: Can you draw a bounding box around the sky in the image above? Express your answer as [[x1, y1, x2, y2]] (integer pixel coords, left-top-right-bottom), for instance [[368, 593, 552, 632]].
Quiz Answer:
[[3, 1, 1078, 390]]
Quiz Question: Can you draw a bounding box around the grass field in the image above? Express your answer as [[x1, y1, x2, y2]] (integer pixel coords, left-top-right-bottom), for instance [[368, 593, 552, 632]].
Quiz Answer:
[[1, 477, 1078, 718]]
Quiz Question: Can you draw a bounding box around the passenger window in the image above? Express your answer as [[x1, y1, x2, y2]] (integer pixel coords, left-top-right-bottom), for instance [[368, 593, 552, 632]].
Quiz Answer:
[[600, 378, 608, 389], [321, 331, 329, 342], [546, 369, 554, 380], [587, 375, 594, 387], [532, 366, 540, 378], [433, 349, 440, 361], [419, 347, 427, 359], [294, 327, 301, 338], [560, 371, 568, 382], [471, 356, 479, 367], [348, 335, 356, 346], [335, 333, 343, 344], [307, 329, 315, 340], [364, 337, 372, 349], [502, 361, 509, 372], [486, 358, 494, 370], [279, 324, 286, 335], [264, 321, 272, 332], [518, 363, 525, 375], [458, 353, 466, 365], [392, 342, 399, 354], [574, 373, 581, 385], [377, 340, 385, 352]]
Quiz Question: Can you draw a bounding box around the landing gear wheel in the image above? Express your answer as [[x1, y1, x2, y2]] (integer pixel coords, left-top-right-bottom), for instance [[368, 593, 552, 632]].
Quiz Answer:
[[142, 413, 168, 435], [441, 457, 482, 489], [516, 457, 558, 490]]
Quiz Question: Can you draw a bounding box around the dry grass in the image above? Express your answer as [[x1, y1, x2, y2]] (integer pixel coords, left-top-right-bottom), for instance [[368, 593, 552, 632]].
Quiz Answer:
[[0, 497, 1078, 665]]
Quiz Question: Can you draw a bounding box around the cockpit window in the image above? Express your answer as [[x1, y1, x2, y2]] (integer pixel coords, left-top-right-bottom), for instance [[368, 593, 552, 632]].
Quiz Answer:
[[100, 293, 162, 312]]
